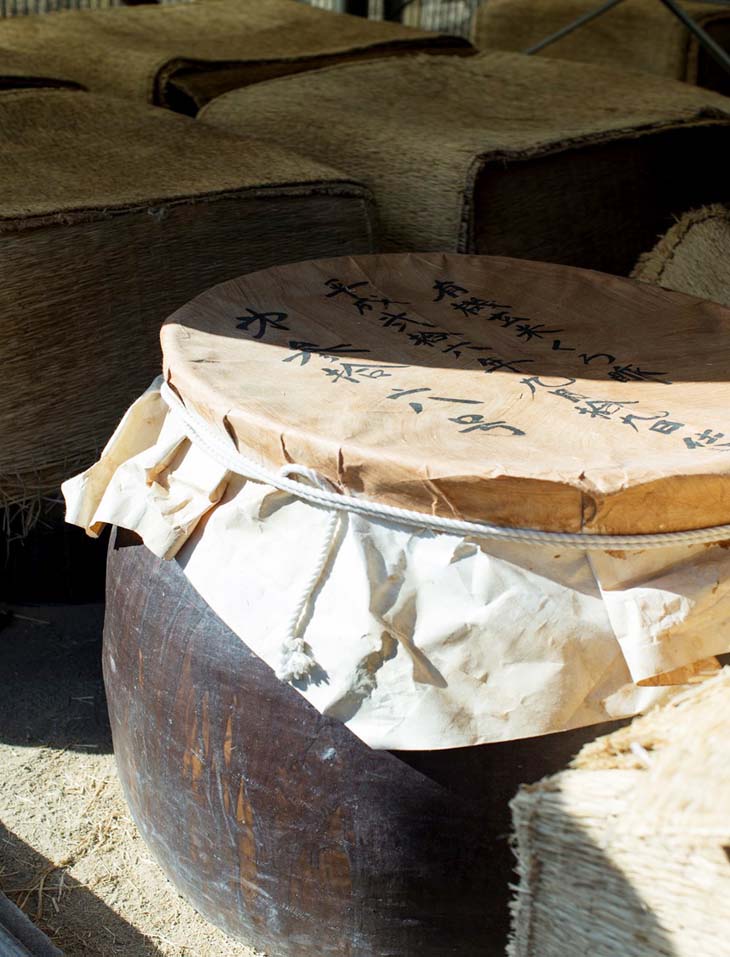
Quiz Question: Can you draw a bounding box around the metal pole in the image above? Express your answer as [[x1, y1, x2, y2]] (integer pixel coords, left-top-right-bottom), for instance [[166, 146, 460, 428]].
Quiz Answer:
[[525, 0, 730, 78], [525, 0, 627, 54], [657, 0, 730, 77]]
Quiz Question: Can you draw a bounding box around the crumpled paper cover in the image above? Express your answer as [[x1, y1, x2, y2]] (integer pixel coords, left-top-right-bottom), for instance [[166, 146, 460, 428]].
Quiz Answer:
[[63, 380, 729, 750]]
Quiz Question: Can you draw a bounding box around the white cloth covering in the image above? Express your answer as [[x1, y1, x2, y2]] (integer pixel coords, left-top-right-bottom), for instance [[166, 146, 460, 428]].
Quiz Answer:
[[63, 379, 730, 750]]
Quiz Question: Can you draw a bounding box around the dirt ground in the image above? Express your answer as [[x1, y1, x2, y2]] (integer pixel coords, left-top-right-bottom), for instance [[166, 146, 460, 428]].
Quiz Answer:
[[0, 603, 259, 957]]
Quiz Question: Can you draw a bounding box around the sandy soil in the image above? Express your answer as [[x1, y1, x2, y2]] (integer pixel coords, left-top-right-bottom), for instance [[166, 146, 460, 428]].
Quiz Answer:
[[0, 604, 259, 957]]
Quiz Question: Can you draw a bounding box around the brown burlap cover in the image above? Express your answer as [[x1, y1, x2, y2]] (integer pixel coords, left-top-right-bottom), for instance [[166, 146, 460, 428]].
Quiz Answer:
[[633, 203, 730, 308], [199, 52, 730, 275], [474, 0, 730, 96], [0, 87, 374, 514], [0, 0, 471, 113], [509, 667, 730, 957]]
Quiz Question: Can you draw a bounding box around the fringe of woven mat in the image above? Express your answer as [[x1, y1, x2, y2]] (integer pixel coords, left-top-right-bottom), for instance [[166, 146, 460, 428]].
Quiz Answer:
[[0, 452, 96, 540]]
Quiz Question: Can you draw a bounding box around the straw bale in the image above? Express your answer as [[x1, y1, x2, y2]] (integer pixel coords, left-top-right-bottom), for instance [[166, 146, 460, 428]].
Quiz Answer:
[[200, 50, 730, 274], [0, 87, 375, 515], [473, 0, 730, 95], [0, 45, 83, 92], [0, 0, 471, 111], [632, 203, 730, 308], [509, 668, 730, 957]]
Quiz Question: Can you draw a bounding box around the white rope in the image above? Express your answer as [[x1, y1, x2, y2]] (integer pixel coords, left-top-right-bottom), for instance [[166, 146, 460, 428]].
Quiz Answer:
[[275, 465, 342, 683], [160, 381, 730, 552]]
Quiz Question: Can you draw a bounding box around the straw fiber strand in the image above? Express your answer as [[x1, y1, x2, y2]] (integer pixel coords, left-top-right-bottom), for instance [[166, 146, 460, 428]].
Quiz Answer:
[[473, 0, 730, 94], [509, 669, 730, 957], [200, 51, 730, 271], [632, 203, 730, 308], [0, 88, 375, 511], [0, 0, 471, 109]]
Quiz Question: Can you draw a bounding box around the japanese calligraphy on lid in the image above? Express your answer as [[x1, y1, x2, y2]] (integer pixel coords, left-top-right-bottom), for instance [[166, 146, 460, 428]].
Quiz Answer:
[[162, 253, 730, 535]]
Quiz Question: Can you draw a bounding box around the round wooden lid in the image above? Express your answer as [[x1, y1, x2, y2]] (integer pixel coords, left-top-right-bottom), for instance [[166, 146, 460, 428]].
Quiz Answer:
[[162, 253, 730, 534]]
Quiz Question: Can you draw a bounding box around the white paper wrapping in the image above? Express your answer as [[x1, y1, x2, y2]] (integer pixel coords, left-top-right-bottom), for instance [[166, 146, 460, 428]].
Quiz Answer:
[[63, 379, 730, 750]]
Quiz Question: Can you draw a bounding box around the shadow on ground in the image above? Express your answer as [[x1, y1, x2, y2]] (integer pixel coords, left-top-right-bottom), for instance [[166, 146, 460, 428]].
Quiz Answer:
[[0, 603, 111, 753], [0, 822, 165, 956]]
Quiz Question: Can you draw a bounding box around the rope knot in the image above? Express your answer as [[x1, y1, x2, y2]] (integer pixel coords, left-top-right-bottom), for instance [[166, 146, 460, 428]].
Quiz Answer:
[[276, 636, 316, 683]]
